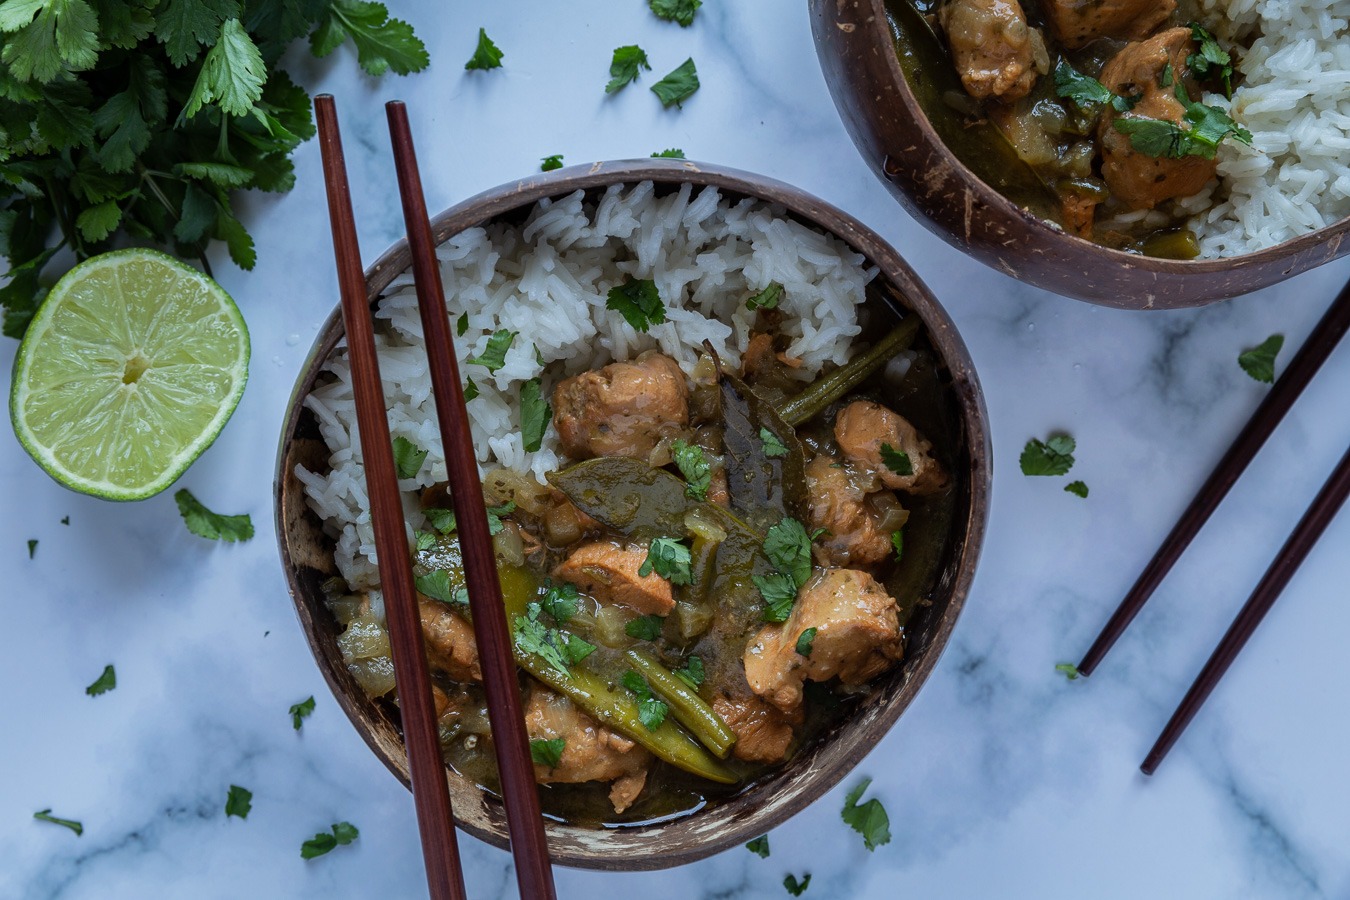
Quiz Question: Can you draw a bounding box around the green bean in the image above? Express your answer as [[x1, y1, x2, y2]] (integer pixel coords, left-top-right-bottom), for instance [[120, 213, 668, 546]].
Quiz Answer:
[[626, 649, 737, 759], [775, 318, 920, 427]]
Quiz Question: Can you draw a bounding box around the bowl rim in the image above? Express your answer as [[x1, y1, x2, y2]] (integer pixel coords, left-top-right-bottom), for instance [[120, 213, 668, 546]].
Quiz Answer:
[[274, 158, 992, 869]]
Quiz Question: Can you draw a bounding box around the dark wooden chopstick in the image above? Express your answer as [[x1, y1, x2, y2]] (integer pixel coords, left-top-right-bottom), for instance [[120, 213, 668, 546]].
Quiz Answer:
[[314, 95, 467, 900], [1078, 277, 1350, 676], [384, 100, 557, 900], [1142, 443, 1350, 774]]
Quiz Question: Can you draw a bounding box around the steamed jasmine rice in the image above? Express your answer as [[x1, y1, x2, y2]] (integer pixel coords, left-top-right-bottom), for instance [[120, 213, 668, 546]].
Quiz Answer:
[[297, 181, 877, 587]]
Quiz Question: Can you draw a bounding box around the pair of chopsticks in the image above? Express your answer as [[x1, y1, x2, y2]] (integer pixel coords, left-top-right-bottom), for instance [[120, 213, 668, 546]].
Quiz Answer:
[[315, 95, 556, 900], [1076, 276, 1350, 774]]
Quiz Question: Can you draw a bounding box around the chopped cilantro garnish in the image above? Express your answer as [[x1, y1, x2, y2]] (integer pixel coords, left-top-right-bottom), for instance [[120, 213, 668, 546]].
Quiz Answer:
[[1113, 78, 1251, 160], [841, 777, 891, 851], [651, 57, 699, 109], [747, 283, 783, 310], [539, 580, 581, 624], [1053, 61, 1111, 112], [606, 45, 651, 93], [639, 537, 693, 584], [26, 539, 36, 559], [33, 810, 82, 836], [414, 530, 437, 552], [415, 570, 465, 606], [625, 614, 665, 641], [290, 696, 316, 730], [464, 27, 503, 70], [301, 822, 359, 859], [1239, 334, 1283, 384], [175, 490, 254, 542], [746, 835, 770, 858], [621, 670, 669, 730], [1188, 22, 1234, 96], [514, 603, 593, 676], [1019, 435, 1076, 477], [764, 517, 816, 589], [649, 0, 702, 26], [392, 436, 427, 479], [1056, 662, 1081, 681], [784, 874, 812, 896], [456, 313, 469, 337], [225, 785, 252, 819], [424, 508, 457, 534], [674, 655, 705, 689], [760, 428, 789, 458], [85, 665, 116, 697], [540, 154, 564, 172], [606, 277, 666, 332], [1064, 480, 1089, 499], [467, 329, 515, 372], [795, 627, 817, 657], [464, 378, 479, 401], [754, 571, 799, 623], [880, 443, 913, 477], [651, 148, 685, 158], [520, 378, 551, 453], [486, 501, 516, 536], [530, 738, 565, 768], [891, 529, 904, 562], [671, 439, 711, 500]]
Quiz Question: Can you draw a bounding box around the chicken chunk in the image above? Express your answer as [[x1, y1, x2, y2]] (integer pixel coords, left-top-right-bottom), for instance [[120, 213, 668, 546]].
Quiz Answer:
[[939, 0, 1043, 101], [552, 350, 689, 461], [553, 540, 676, 616], [834, 400, 948, 495], [524, 686, 651, 814], [712, 692, 801, 764], [1042, 0, 1175, 49], [743, 569, 904, 712], [1098, 27, 1217, 209], [418, 596, 481, 682], [805, 455, 893, 568]]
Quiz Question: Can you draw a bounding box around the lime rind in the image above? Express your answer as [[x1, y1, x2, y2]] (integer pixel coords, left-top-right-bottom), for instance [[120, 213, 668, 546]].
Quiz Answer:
[[9, 248, 250, 501]]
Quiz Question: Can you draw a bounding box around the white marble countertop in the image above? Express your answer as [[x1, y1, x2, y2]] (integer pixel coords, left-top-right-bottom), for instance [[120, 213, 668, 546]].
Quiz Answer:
[[4, 3, 1349, 898]]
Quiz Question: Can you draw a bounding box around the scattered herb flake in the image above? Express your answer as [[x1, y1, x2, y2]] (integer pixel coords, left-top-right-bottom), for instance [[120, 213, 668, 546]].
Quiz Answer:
[[464, 27, 503, 70], [784, 874, 812, 896], [606, 277, 666, 332], [27, 539, 37, 559], [760, 428, 789, 458], [639, 537, 692, 584], [746, 835, 770, 858], [539, 581, 581, 624], [621, 670, 670, 730], [520, 378, 551, 452], [606, 44, 651, 93], [625, 614, 665, 641], [651, 57, 699, 109], [301, 821, 359, 859], [60, 516, 69, 525], [1056, 662, 1081, 681], [486, 501, 516, 536], [879, 443, 913, 477], [456, 313, 468, 336], [225, 785, 252, 819], [175, 490, 254, 542], [85, 665, 116, 697], [747, 283, 784, 311], [1065, 480, 1089, 499], [671, 439, 711, 500], [467, 329, 515, 373], [841, 778, 891, 851], [891, 529, 904, 562], [1019, 435, 1076, 477], [651, 148, 685, 158], [754, 571, 799, 623], [674, 655, 705, 689], [464, 378, 479, 401], [290, 696, 316, 730], [540, 154, 563, 172], [649, 0, 702, 26], [795, 627, 817, 657], [1239, 334, 1284, 384], [415, 570, 465, 606], [392, 436, 427, 480], [530, 738, 565, 769], [33, 810, 82, 836]]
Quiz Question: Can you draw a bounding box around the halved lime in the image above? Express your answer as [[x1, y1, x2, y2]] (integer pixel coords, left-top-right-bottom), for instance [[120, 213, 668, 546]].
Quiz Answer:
[[10, 249, 249, 501]]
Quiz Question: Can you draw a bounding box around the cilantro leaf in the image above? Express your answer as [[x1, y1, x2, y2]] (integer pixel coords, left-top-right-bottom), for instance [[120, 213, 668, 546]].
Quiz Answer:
[[880, 443, 913, 477], [424, 507, 457, 534], [514, 604, 580, 676], [1064, 480, 1089, 499], [745, 835, 770, 858], [1239, 333, 1283, 383], [530, 738, 565, 769], [795, 627, 817, 657], [649, 0, 701, 26], [153, 0, 238, 67], [625, 614, 665, 641], [1, 0, 100, 82], [891, 529, 903, 562], [414, 530, 437, 552], [784, 874, 812, 896], [175, 489, 254, 542], [671, 439, 711, 500], [764, 517, 815, 589], [651, 148, 685, 158], [606, 277, 665, 332], [746, 283, 782, 310], [540, 154, 563, 172], [1053, 60, 1111, 112], [456, 312, 468, 336], [760, 428, 789, 458], [415, 570, 465, 606], [1187, 21, 1234, 96], [674, 655, 705, 689], [392, 436, 427, 479], [467, 328, 515, 372], [85, 664, 116, 696], [520, 377, 550, 452], [309, 0, 428, 77], [563, 632, 595, 665], [1019, 435, 1075, 477], [33, 809, 82, 836], [225, 784, 252, 819], [754, 571, 798, 623], [26, 538, 37, 559], [486, 501, 516, 536], [463, 26, 502, 70], [621, 670, 669, 730], [606, 44, 650, 94], [539, 580, 580, 623], [1113, 107, 1250, 160], [290, 696, 315, 730], [651, 57, 699, 108], [1056, 662, 1081, 681], [638, 537, 692, 584], [841, 778, 891, 851], [183, 18, 266, 119], [301, 821, 359, 859], [464, 378, 479, 401]]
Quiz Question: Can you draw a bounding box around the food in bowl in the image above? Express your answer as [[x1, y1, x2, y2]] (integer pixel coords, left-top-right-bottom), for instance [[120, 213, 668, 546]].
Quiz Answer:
[[294, 181, 962, 826], [885, 0, 1350, 258]]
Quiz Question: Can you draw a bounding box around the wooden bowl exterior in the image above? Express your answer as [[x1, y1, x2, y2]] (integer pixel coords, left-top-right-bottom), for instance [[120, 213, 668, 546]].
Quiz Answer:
[[274, 160, 991, 869], [809, 0, 1350, 309]]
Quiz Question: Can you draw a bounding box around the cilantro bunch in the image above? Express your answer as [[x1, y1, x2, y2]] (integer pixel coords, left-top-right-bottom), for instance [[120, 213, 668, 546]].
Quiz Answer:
[[0, 0, 428, 338]]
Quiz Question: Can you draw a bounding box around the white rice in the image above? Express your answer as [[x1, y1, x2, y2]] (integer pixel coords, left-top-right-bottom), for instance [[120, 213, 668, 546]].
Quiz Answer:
[[1191, 0, 1350, 255], [297, 182, 877, 588]]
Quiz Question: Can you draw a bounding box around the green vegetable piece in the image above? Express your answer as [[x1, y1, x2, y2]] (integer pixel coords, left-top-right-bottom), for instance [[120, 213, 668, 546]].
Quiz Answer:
[[784, 874, 812, 896], [290, 696, 316, 730], [85, 664, 115, 697], [176, 489, 254, 542], [760, 428, 789, 458], [671, 439, 711, 501], [795, 627, 817, 657], [880, 443, 913, 477], [225, 785, 252, 819], [1064, 480, 1089, 499], [764, 517, 815, 589], [27, 539, 37, 559], [530, 738, 565, 768], [754, 571, 798, 623], [626, 648, 736, 757], [301, 821, 359, 859], [606, 277, 666, 332], [606, 44, 650, 93], [651, 57, 699, 108], [891, 529, 904, 562], [746, 835, 770, 858], [520, 378, 551, 452], [841, 777, 891, 851], [625, 614, 665, 641], [621, 670, 670, 730], [464, 27, 502, 70], [639, 537, 693, 584], [776, 318, 920, 427], [674, 655, 705, 689], [651, 148, 685, 158], [1239, 334, 1283, 384], [1056, 662, 1081, 681], [649, 0, 701, 26], [392, 436, 427, 479], [467, 329, 515, 372], [33, 809, 82, 836], [719, 368, 810, 528], [747, 283, 783, 310], [1019, 435, 1076, 477]]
